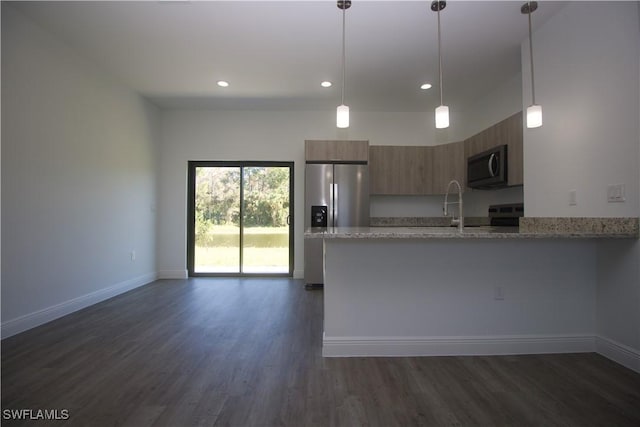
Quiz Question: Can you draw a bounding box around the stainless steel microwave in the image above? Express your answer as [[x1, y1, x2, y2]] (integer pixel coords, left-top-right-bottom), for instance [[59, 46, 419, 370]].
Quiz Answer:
[[467, 144, 508, 189]]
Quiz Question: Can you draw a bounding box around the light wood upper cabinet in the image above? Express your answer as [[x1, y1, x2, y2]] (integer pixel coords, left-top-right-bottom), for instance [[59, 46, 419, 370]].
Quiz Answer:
[[369, 146, 432, 195], [370, 143, 464, 195], [369, 112, 523, 195], [464, 112, 523, 186], [465, 118, 503, 159], [305, 140, 369, 162], [431, 141, 465, 194], [503, 112, 523, 186]]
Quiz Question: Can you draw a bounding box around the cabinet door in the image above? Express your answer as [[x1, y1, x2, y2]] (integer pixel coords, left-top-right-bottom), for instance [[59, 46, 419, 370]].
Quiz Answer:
[[502, 112, 523, 186], [464, 126, 497, 160], [305, 140, 369, 162], [369, 146, 432, 195], [431, 141, 465, 194]]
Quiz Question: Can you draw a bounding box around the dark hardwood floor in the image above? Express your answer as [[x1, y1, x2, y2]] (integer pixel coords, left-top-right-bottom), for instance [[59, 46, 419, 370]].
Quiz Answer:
[[2, 278, 640, 426]]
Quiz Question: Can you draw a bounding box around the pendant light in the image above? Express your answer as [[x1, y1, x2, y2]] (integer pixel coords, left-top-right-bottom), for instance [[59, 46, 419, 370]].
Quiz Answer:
[[522, 1, 542, 128], [432, 0, 449, 129], [336, 0, 351, 128]]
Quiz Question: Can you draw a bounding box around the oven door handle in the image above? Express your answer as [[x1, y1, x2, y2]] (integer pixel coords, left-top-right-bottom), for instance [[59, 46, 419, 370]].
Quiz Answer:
[[488, 153, 498, 177]]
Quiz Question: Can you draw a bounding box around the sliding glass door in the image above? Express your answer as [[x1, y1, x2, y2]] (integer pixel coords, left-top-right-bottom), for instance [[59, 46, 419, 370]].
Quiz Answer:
[[187, 161, 293, 276], [191, 165, 241, 273]]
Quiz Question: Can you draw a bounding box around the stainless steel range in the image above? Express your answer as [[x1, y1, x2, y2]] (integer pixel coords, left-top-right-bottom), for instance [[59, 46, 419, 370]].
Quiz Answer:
[[488, 203, 524, 227]]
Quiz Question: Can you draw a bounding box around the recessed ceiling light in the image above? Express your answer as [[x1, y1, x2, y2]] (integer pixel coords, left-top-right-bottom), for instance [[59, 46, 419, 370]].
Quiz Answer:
[[217, 80, 229, 88], [420, 83, 433, 90], [321, 81, 332, 88]]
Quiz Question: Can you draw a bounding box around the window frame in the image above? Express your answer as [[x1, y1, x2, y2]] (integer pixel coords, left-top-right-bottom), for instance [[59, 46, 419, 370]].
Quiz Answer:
[[187, 160, 294, 277]]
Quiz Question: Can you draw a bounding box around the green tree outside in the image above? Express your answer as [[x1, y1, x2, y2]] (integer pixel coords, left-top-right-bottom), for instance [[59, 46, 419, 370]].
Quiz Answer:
[[194, 166, 290, 272]]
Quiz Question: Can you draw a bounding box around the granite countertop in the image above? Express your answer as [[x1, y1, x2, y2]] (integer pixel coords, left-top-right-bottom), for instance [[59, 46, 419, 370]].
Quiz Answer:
[[304, 217, 639, 240], [305, 226, 522, 239]]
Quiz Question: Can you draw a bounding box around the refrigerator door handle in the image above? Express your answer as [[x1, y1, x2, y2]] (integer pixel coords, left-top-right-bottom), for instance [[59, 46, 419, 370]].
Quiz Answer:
[[333, 183, 338, 227]]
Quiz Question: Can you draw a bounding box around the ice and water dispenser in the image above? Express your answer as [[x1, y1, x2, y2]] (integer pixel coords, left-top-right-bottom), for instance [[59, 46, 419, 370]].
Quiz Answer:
[[311, 205, 328, 228]]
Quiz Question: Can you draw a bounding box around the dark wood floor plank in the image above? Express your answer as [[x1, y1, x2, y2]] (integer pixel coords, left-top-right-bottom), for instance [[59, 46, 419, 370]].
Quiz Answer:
[[2, 278, 640, 427]]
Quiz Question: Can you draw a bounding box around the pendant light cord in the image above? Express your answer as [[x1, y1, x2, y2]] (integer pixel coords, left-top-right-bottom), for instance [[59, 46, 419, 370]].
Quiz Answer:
[[527, 2, 536, 105], [341, 6, 346, 106], [437, 3, 443, 107]]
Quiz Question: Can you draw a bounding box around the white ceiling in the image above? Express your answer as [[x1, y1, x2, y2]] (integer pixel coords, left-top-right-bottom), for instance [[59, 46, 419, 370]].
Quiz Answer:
[[9, 0, 567, 112]]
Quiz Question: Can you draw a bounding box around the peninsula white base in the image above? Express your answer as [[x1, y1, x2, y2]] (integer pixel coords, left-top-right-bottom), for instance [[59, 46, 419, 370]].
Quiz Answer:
[[322, 239, 597, 357]]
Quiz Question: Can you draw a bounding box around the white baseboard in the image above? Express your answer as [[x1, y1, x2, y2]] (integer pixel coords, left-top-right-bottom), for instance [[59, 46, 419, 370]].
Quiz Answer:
[[596, 335, 640, 373], [157, 270, 188, 279], [323, 334, 596, 357], [157, 270, 302, 280], [1, 272, 157, 339]]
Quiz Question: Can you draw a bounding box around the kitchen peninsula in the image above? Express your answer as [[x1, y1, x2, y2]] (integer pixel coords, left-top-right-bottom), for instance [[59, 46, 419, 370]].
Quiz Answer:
[[305, 219, 638, 358]]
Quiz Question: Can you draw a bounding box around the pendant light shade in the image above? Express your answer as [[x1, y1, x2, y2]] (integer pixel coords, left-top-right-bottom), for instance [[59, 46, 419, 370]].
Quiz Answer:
[[522, 1, 542, 128], [337, 104, 350, 128], [337, 0, 351, 128], [526, 104, 542, 128], [432, 1, 449, 129], [435, 105, 449, 129]]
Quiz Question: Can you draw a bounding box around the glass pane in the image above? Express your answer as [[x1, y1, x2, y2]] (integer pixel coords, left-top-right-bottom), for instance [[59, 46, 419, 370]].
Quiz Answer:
[[242, 166, 290, 273], [194, 166, 241, 273]]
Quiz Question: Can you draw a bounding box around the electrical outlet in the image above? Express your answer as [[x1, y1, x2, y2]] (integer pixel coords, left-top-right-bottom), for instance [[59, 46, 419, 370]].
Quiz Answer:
[[569, 190, 577, 206], [607, 184, 626, 203], [130, 250, 136, 262], [494, 286, 505, 301]]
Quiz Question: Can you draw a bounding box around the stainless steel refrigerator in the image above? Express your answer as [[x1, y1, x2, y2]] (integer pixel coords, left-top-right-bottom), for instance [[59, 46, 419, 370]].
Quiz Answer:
[[304, 162, 369, 286]]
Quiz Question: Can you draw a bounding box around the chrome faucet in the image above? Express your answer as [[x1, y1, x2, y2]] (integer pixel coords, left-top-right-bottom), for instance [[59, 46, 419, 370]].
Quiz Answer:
[[443, 179, 464, 231]]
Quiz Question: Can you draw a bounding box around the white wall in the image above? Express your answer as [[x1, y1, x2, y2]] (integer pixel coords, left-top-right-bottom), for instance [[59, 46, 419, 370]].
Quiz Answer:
[[521, 1, 640, 371], [596, 240, 640, 372], [522, 2, 639, 218], [462, 71, 523, 139], [1, 5, 3, 316], [1, 5, 159, 336], [158, 109, 464, 278]]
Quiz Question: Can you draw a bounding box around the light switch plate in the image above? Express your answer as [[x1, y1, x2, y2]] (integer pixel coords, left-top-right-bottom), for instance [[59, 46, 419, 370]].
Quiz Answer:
[[569, 190, 577, 206], [607, 184, 626, 203]]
